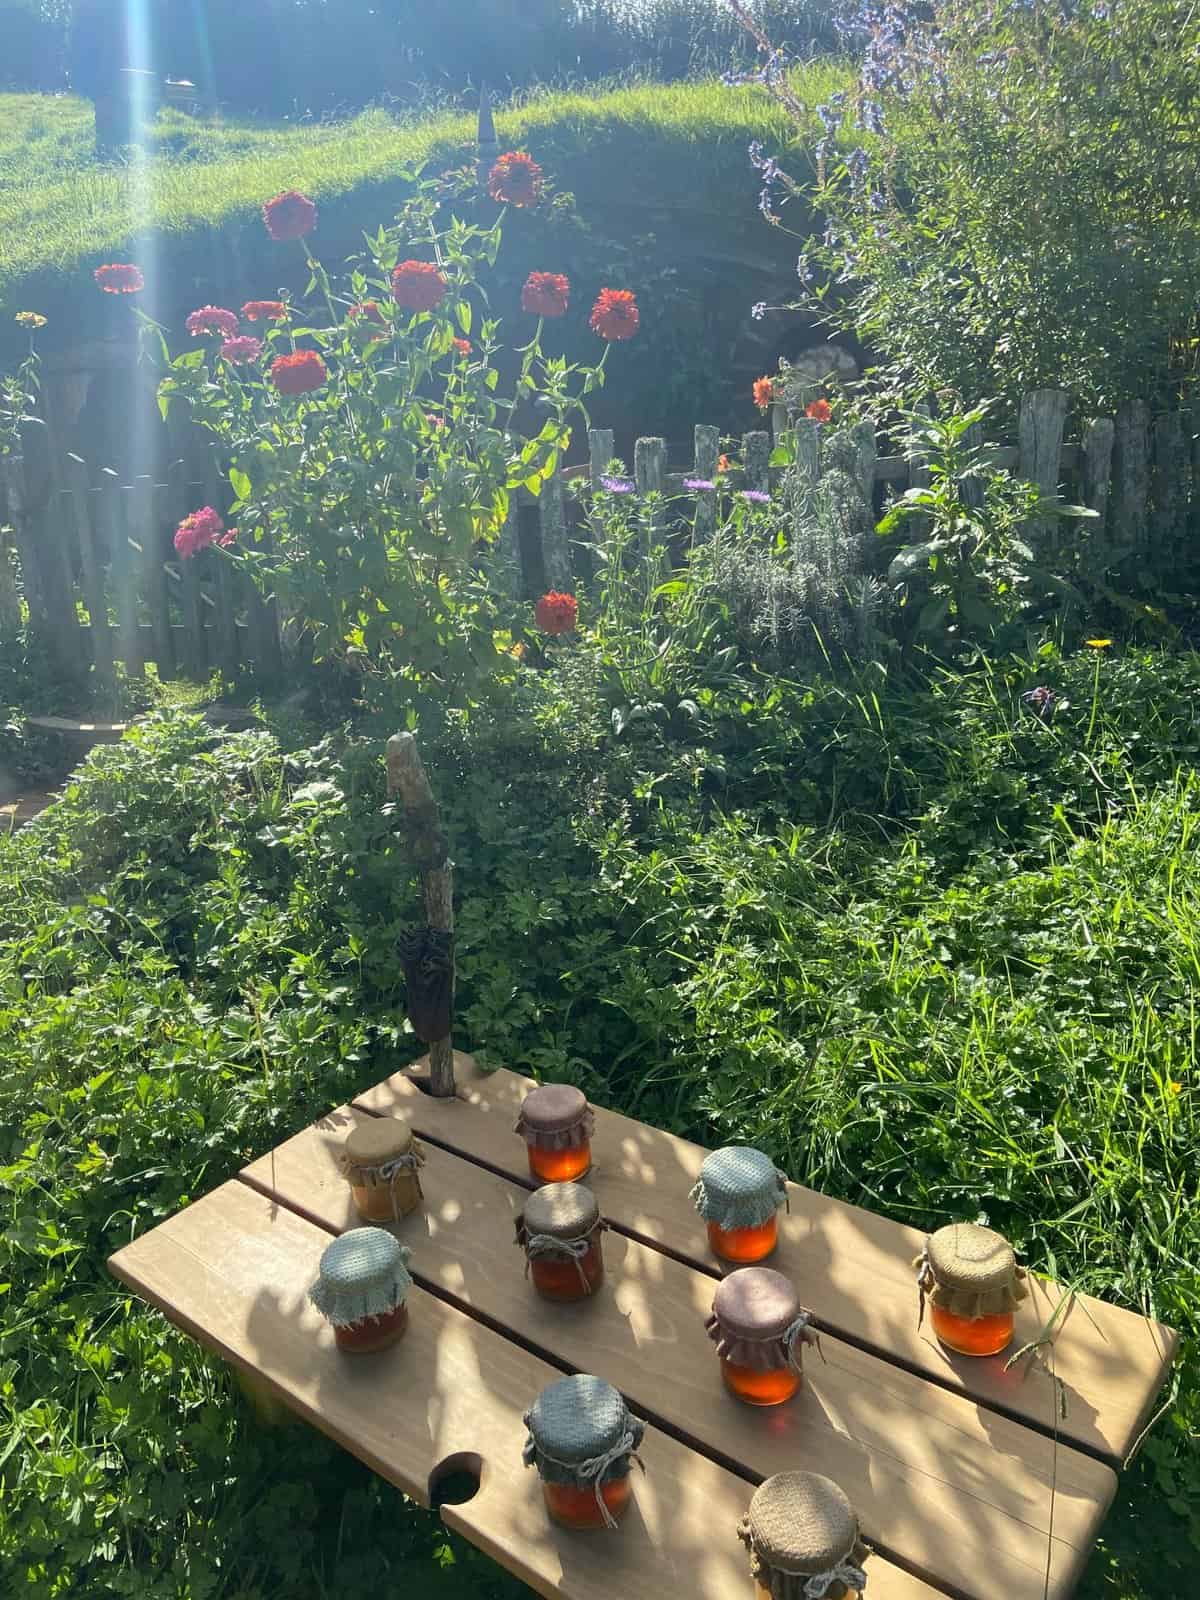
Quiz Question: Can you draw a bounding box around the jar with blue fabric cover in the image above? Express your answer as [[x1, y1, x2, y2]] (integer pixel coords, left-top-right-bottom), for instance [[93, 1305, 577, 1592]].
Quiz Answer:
[[690, 1146, 788, 1263], [523, 1374, 645, 1530], [308, 1227, 413, 1354]]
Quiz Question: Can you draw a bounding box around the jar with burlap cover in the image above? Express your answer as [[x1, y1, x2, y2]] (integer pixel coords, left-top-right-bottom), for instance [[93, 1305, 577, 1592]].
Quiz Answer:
[[515, 1084, 594, 1153], [336, 1116, 425, 1223], [522, 1374, 645, 1529], [706, 1267, 819, 1374], [690, 1146, 788, 1231], [515, 1181, 607, 1294], [738, 1472, 869, 1599], [308, 1227, 413, 1328], [914, 1223, 1027, 1326]]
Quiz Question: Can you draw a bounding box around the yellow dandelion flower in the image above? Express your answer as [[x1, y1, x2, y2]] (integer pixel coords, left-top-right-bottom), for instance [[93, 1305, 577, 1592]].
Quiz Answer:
[[1168, 1080, 1183, 1095], [15, 311, 47, 329], [1085, 638, 1112, 649]]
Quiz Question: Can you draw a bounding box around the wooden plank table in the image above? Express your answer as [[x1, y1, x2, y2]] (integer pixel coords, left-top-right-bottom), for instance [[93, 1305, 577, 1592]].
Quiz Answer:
[[109, 1053, 1177, 1600]]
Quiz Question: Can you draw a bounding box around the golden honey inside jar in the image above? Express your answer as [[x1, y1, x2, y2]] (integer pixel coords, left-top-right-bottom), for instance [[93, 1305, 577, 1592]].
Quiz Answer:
[[308, 1227, 413, 1356], [336, 1115, 425, 1224], [706, 1266, 817, 1408], [515, 1083, 594, 1184], [523, 1374, 644, 1531], [739, 1471, 868, 1600], [690, 1145, 787, 1265], [516, 1182, 606, 1302], [916, 1222, 1027, 1359]]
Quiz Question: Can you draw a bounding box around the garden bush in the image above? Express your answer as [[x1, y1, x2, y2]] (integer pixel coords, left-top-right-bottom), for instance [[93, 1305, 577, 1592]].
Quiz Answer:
[[2, 632, 1199, 1596]]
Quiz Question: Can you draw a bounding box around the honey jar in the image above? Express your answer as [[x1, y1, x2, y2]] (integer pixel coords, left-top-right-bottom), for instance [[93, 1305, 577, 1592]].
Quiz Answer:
[[515, 1083, 595, 1183], [336, 1116, 425, 1223], [308, 1227, 413, 1354], [738, 1472, 869, 1599], [690, 1146, 788, 1264], [523, 1374, 645, 1530], [706, 1266, 818, 1406], [915, 1222, 1027, 1357], [516, 1182, 607, 1302]]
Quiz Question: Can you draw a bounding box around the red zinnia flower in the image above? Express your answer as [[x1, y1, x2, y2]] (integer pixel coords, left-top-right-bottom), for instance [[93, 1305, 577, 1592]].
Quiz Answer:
[[94, 263, 144, 295], [535, 591, 579, 636], [262, 190, 317, 241], [805, 398, 833, 423], [391, 261, 447, 313], [521, 271, 569, 318], [717, 454, 732, 474], [488, 151, 543, 207], [220, 335, 263, 365], [187, 305, 239, 339], [270, 350, 328, 396], [452, 337, 471, 356], [242, 299, 288, 322], [348, 300, 387, 326], [589, 288, 639, 342], [174, 506, 224, 559], [753, 376, 776, 411]]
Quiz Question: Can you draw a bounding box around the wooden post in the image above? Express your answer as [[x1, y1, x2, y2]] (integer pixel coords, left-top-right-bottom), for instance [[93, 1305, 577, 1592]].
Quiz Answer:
[[588, 429, 614, 485], [477, 85, 498, 195], [1112, 400, 1150, 556], [168, 456, 205, 677], [107, 478, 144, 677], [133, 476, 173, 678], [1151, 411, 1189, 565], [4, 454, 79, 671], [742, 430, 771, 494], [1018, 389, 1070, 549], [792, 418, 822, 490], [65, 455, 114, 685], [1081, 417, 1115, 544], [386, 732, 456, 1099], [0, 457, 44, 626], [539, 470, 570, 592], [634, 437, 666, 497], [693, 424, 720, 543], [850, 418, 877, 511]]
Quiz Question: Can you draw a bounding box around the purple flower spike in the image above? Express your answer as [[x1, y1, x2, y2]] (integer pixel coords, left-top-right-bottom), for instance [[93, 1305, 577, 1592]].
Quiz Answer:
[[741, 490, 771, 505], [600, 476, 635, 494], [683, 478, 717, 492]]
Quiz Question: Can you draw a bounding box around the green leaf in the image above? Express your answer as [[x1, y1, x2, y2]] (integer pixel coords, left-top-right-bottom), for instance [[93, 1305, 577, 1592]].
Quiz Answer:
[[229, 468, 252, 502], [456, 301, 472, 336]]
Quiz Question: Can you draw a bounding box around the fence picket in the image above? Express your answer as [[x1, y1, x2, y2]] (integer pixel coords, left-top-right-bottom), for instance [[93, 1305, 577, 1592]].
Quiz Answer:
[[1018, 389, 1071, 548], [1112, 400, 1150, 556], [742, 430, 770, 493], [540, 470, 570, 591], [1081, 417, 1115, 542], [65, 455, 114, 684], [588, 429, 614, 484], [131, 476, 173, 677], [105, 479, 143, 676], [167, 457, 205, 676], [692, 424, 720, 542], [1152, 411, 1189, 563]]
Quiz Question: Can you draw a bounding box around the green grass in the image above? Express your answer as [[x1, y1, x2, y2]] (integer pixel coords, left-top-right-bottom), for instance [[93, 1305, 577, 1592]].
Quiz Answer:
[[0, 70, 846, 307]]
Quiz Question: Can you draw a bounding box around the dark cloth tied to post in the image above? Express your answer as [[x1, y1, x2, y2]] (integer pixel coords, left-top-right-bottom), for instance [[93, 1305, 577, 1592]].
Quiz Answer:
[[398, 927, 455, 1044]]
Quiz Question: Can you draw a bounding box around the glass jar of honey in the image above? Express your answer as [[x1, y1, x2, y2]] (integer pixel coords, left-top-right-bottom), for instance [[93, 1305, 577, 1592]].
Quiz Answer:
[[738, 1472, 869, 1600], [515, 1084, 595, 1184], [336, 1116, 425, 1224], [516, 1182, 607, 1302], [308, 1227, 413, 1354], [915, 1222, 1028, 1358], [690, 1146, 788, 1264], [706, 1267, 818, 1407], [523, 1374, 645, 1530]]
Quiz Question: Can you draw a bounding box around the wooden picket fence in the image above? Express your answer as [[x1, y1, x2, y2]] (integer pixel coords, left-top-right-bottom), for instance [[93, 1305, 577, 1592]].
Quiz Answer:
[[1, 389, 1194, 680], [0, 452, 281, 683]]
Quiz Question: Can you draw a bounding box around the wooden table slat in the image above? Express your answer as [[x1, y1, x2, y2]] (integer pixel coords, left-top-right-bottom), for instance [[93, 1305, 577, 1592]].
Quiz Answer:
[[242, 1106, 1116, 1600], [356, 1058, 1175, 1466], [108, 1179, 942, 1600]]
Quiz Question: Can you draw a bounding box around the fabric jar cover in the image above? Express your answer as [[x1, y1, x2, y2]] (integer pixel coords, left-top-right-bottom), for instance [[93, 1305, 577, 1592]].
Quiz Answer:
[[914, 1222, 1028, 1324], [336, 1117, 425, 1201], [690, 1145, 789, 1232], [515, 1181, 606, 1283], [738, 1471, 869, 1600], [515, 1083, 595, 1152], [523, 1374, 645, 1527], [706, 1267, 818, 1373], [308, 1227, 413, 1328]]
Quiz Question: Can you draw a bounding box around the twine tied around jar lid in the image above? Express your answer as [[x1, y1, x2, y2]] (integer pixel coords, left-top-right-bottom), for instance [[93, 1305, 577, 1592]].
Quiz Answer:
[[914, 1222, 1028, 1328], [706, 1266, 823, 1374], [522, 1374, 645, 1530], [336, 1117, 426, 1222], [514, 1083, 595, 1152], [308, 1227, 413, 1328], [689, 1145, 789, 1231], [515, 1182, 607, 1292], [738, 1471, 869, 1599]]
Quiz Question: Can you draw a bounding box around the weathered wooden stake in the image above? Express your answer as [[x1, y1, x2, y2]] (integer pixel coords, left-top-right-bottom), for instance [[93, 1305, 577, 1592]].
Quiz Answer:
[[1018, 389, 1071, 549], [386, 732, 456, 1098], [1112, 400, 1150, 556], [742, 430, 771, 494], [1081, 417, 1115, 544], [692, 424, 720, 542], [540, 470, 570, 591]]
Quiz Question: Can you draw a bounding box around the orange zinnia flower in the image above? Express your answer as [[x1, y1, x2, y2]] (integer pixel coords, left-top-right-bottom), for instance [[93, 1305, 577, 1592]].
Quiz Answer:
[[521, 271, 570, 317], [270, 350, 327, 396], [805, 398, 832, 423], [535, 592, 579, 636], [242, 299, 288, 323], [590, 288, 639, 342], [488, 151, 544, 207], [391, 261, 447, 313], [753, 376, 776, 410]]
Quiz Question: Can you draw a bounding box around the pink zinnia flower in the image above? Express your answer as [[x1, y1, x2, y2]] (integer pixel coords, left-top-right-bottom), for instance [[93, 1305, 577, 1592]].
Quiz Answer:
[[94, 263, 144, 294], [220, 335, 263, 365], [174, 506, 225, 559], [187, 305, 239, 338], [263, 190, 317, 241]]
